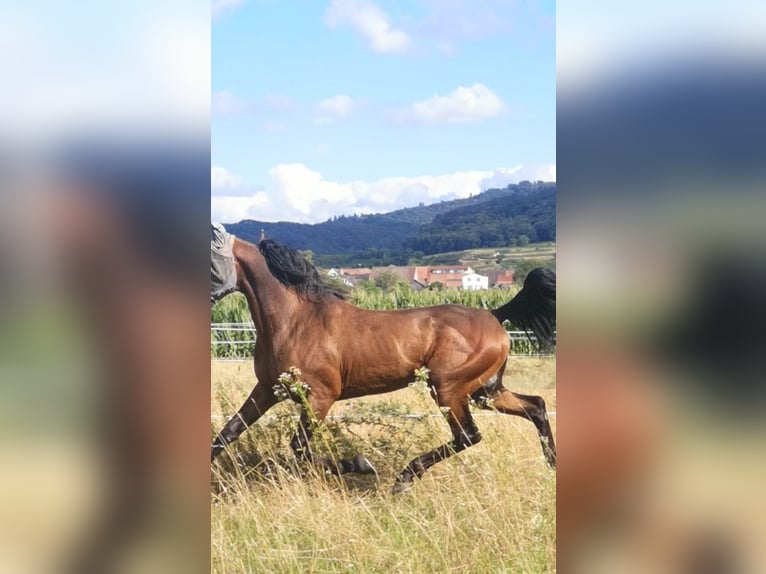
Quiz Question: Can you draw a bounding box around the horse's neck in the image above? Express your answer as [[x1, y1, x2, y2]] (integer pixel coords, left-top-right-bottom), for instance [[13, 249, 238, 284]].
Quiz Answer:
[[234, 239, 296, 338]]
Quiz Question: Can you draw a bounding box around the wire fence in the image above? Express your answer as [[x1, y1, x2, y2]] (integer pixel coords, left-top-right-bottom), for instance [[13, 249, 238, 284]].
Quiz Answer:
[[211, 323, 555, 359]]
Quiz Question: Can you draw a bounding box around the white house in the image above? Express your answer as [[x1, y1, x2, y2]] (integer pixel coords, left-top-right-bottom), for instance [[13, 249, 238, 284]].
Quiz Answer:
[[326, 268, 354, 287], [461, 272, 489, 291]]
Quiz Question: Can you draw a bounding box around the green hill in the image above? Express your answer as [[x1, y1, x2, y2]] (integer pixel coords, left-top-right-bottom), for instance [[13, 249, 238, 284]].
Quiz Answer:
[[224, 181, 555, 264], [403, 182, 555, 254]]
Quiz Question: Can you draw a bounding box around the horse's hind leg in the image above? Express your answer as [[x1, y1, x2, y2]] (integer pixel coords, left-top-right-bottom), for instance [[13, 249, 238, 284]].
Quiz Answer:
[[472, 386, 556, 467], [211, 383, 278, 461], [392, 393, 481, 494]]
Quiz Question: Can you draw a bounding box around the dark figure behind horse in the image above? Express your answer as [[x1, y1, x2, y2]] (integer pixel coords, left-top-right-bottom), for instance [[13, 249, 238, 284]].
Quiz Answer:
[[211, 237, 556, 493]]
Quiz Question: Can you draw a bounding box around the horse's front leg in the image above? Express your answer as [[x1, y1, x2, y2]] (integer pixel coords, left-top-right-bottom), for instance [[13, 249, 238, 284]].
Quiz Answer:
[[212, 382, 279, 461], [289, 395, 376, 476]]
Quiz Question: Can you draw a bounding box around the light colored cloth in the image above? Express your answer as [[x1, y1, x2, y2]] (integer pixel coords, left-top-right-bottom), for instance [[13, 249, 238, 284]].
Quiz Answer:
[[211, 223, 237, 303]]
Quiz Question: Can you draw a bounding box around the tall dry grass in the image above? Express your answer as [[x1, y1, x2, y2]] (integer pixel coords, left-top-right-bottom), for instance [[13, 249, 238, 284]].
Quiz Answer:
[[211, 358, 556, 573]]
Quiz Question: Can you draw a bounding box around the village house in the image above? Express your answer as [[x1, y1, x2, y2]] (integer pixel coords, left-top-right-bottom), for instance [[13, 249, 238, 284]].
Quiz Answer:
[[334, 267, 373, 285], [424, 265, 473, 289], [326, 268, 357, 287], [461, 272, 489, 291], [369, 266, 429, 291], [485, 269, 515, 288], [327, 263, 514, 291]]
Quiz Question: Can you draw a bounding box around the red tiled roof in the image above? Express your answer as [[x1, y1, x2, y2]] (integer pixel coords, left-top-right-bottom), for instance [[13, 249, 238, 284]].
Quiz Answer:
[[441, 277, 464, 289], [486, 269, 515, 285], [347, 273, 371, 282], [370, 267, 419, 283], [336, 264, 514, 290], [340, 267, 373, 276]]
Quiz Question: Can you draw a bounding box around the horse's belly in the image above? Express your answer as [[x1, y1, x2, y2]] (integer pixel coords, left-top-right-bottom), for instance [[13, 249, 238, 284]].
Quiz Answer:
[[339, 373, 413, 400]]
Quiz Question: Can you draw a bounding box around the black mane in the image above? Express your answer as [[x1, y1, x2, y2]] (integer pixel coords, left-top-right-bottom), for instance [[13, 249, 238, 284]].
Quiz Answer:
[[258, 239, 349, 302]]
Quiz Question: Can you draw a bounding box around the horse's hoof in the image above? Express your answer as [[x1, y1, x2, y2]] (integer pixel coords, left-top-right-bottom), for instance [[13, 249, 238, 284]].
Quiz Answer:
[[352, 454, 378, 476], [391, 481, 411, 495], [545, 451, 557, 469], [391, 473, 414, 494]]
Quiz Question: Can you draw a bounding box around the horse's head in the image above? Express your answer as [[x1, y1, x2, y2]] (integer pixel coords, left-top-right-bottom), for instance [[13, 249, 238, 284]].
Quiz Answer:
[[211, 223, 238, 303]]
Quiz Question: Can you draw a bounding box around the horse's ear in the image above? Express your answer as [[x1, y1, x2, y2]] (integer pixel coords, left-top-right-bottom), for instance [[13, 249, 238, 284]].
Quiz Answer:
[[259, 229, 266, 243]]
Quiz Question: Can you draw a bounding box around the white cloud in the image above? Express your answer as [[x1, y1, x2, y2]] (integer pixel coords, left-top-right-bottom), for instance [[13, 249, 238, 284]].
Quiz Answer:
[[479, 164, 556, 189], [314, 94, 355, 124], [210, 162, 555, 224], [211, 165, 270, 222], [212, 0, 247, 19], [400, 83, 507, 125], [324, 0, 411, 54], [211, 165, 243, 189], [541, 164, 557, 182], [271, 163, 358, 216], [318, 94, 354, 117], [212, 193, 270, 223]]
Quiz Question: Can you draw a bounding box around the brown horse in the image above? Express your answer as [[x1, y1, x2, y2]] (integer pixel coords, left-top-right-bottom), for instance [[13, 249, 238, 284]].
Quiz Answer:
[[211, 237, 556, 493]]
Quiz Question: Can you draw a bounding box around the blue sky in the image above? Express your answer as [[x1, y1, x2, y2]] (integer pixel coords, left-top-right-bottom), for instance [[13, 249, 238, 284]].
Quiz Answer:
[[212, 0, 555, 223]]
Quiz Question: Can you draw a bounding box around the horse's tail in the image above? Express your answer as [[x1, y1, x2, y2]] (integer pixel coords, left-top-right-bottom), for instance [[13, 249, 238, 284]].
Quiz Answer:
[[491, 267, 556, 350]]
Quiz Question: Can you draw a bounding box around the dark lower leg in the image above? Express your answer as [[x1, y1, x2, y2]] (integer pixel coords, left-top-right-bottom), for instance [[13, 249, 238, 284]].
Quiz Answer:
[[508, 391, 556, 466], [392, 401, 481, 492], [289, 403, 338, 473], [211, 385, 277, 461], [289, 409, 376, 475], [474, 388, 556, 467], [289, 410, 322, 465]]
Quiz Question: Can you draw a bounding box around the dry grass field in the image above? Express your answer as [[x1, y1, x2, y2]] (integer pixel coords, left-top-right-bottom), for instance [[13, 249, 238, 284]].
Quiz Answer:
[[211, 357, 556, 574]]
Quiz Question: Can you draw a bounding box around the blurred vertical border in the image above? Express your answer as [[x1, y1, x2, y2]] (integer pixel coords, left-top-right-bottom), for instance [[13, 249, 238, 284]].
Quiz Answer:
[[0, 2, 210, 573], [558, 1, 766, 572]]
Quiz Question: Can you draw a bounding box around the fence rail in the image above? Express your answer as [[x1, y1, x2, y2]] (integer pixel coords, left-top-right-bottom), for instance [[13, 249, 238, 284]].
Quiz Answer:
[[211, 323, 555, 358]]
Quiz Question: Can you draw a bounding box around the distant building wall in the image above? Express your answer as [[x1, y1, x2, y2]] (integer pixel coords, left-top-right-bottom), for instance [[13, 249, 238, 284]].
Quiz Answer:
[[462, 272, 489, 291]]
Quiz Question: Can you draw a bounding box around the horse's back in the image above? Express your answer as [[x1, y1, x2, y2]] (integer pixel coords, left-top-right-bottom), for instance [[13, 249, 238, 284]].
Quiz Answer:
[[344, 302, 504, 340], [339, 302, 509, 368]]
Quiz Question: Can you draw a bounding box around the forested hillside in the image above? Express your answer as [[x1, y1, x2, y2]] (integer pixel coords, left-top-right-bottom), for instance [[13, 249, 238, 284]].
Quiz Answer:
[[403, 183, 555, 254], [225, 181, 555, 259]]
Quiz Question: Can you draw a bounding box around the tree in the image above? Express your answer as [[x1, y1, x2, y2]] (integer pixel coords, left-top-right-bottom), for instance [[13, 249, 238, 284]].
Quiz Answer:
[[374, 270, 400, 292], [512, 258, 555, 285], [517, 234, 529, 247], [300, 249, 314, 263]]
